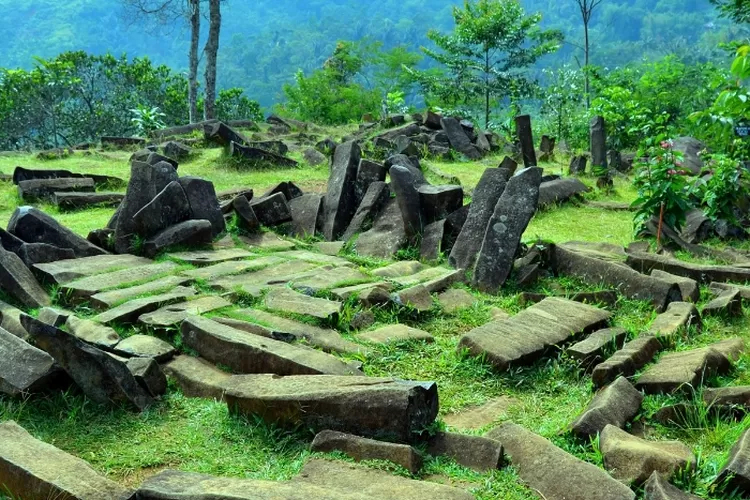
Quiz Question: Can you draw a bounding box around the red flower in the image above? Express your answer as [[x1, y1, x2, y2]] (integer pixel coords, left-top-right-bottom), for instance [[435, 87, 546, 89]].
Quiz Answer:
[[667, 169, 677, 175]]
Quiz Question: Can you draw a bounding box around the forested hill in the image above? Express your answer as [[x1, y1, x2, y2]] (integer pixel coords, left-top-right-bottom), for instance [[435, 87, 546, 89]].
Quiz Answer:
[[0, 0, 739, 107]]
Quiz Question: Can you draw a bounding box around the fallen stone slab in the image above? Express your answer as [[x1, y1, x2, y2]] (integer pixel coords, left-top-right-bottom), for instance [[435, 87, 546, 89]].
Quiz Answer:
[[538, 177, 589, 208], [224, 374, 438, 442], [182, 316, 360, 376], [553, 244, 682, 312], [102, 135, 146, 148], [94, 287, 196, 325], [390, 266, 462, 293], [230, 142, 300, 167], [715, 427, 750, 495], [627, 252, 750, 284], [393, 285, 434, 312], [703, 386, 750, 407], [262, 181, 303, 202], [487, 422, 635, 500], [275, 250, 353, 266], [459, 297, 611, 371], [518, 290, 618, 308], [60, 261, 179, 302], [650, 270, 700, 303], [33, 254, 152, 285], [0, 246, 51, 309], [648, 302, 701, 338], [567, 327, 628, 367], [53, 192, 124, 211], [355, 198, 407, 258], [592, 335, 662, 388], [473, 167, 542, 292], [9, 206, 106, 258], [139, 296, 231, 327], [358, 324, 434, 344], [264, 287, 342, 321], [232, 195, 261, 232], [441, 117, 482, 159], [0, 421, 134, 500], [14, 242, 76, 268], [373, 260, 423, 278], [636, 338, 743, 394], [209, 260, 318, 295], [443, 397, 517, 430], [127, 357, 167, 397], [0, 327, 58, 396], [0, 300, 27, 339], [143, 219, 214, 258], [704, 287, 743, 317], [426, 432, 503, 472], [22, 315, 153, 411], [38, 306, 72, 327], [292, 266, 372, 294], [389, 165, 425, 241], [168, 247, 254, 265], [203, 121, 250, 146], [12, 166, 123, 187], [331, 282, 393, 302], [601, 425, 696, 485], [249, 193, 293, 227], [113, 334, 176, 362], [65, 314, 121, 348], [163, 355, 230, 401], [570, 376, 643, 438], [18, 177, 95, 201], [181, 256, 281, 280], [437, 288, 476, 313], [311, 430, 422, 473], [644, 471, 701, 500], [90, 275, 192, 309]]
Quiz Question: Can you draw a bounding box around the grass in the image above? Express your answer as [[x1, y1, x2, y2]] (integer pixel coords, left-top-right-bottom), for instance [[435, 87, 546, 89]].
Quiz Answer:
[[0, 136, 747, 499]]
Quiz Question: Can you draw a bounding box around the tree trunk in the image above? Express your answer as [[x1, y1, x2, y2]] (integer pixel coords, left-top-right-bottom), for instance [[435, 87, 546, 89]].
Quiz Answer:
[[484, 46, 490, 129], [188, 0, 200, 123], [204, 0, 221, 120], [584, 20, 590, 110]]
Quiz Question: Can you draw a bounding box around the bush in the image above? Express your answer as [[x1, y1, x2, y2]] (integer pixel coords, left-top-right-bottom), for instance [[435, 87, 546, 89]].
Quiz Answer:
[[215, 88, 263, 122], [696, 153, 750, 224]]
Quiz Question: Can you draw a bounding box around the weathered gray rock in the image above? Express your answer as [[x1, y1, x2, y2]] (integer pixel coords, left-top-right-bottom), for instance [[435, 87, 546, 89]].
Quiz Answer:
[[18, 177, 95, 201], [113, 334, 177, 361], [143, 220, 213, 258], [716, 427, 750, 495], [355, 159, 386, 204], [12, 166, 123, 187], [163, 355, 230, 401], [538, 178, 589, 208], [65, 314, 121, 348], [311, 430, 422, 473], [53, 192, 124, 211], [181, 316, 360, 376], [232, 195, 261, 232], [393, 285, 433, 312], [229, 142, 299, 167], [322, 141, 361, 240], [592, 335, 662, 388], [60, 261, 179, 303], [703, 287, 743, 317], [472, 167, 542, 292], [358, 324, 434, 344], [650, 270, 700, 303], [0, 246, 51, 308], [644, 471, 702, 500], [94, 288, 196, 325], [672, 137, 705, 175], [418, 184, 463, 226], [249, 192, 293, 227], [355, 198, 407, 258], [390, 165, 425, 240], [567, 327, 628, 366], [163, 140, 192, 160], [224, 374, 438, 442], [127, 356, 167, 397], [33, 254, 152, 285], [449, 167, 510, 270], [203, 120, 249, 147], [515, 115, 537, 168], [601, 425, 696, 485], [169, 247, 254, 265], [426, 432, 503, 472], [648, 302, 701, 338], [264, 287, 342, 321], [703, 385, 750, 407], [0, 300, 26, 339], [570, 376, 643, 438], [459, 297, 611, 371], [90, 275, 191, 309], [342, 182, 391, 241], [288, 194, 323, 237], [590, 116, 608, 173], [680, 208, 713, 243], [0, 421, 134, 500], [22, 315, 153, 411], [569, 155, 588, 175], [0, 327, 58, 396], [8, 206, 106, 258], [627, 251, 750, 284], [438, 288, 476, 313], [487, 422, 635, 500], [303, 148, 327, 166], [138, 296, 231, 327], [440, 117, 482, 160], [178, 177, 226, 237]]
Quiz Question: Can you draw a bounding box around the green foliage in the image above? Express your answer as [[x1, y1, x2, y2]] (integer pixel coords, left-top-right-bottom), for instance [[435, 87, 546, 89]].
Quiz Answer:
[[710, 0, 750, 23], [695, 153, 750, 224], [539, 65, 586, 148], [130, 105, 166, 136], [413, 0, 562, 128], [215, 88, 264, 122], [632, 137, 694, 234]]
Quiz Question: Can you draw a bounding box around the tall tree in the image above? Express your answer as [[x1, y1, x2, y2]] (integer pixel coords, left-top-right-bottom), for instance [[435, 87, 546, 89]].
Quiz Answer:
[[710, 0, 750, 23], [203, 0, 221, 120], [414, 0, 562, 128], [121, 0, 202, 123], [573, 0, 604, 109]]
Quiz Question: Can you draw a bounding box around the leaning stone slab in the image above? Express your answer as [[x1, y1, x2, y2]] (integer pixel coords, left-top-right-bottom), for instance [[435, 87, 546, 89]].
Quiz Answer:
[[0, 300, 27, 339], [567, 327, 628, 366], [311, 430, 422, 473], [113, 335, 176, 362], [355, 198, 407, 258], [358, 324, 434, 344], [644, 471, 702, 500], [648, 302, 701, 338], [341, 181, 391, 241], [90, 275, 191, 309], [65, 315, 121, 348], [592, 335, 662, 388], [473, 167, 542, 292], [389, 165, 425, 240], [0, 421, 134, 500], [249, 192, 293, 227], [570, 376, 643, 438], [178, 176, 226, 237], [22, 315, 153, 411], [553, 244, 682, 312], [600, 425, 696, 485], [224, 374, 438, 442], [459, 297, 611, 371], [131, 181, 191, 238], [486, 422, 635, 500], [93, 287, 196, 325], [288, 193, 323, 237], [627, 252, 750, 284], [441, 117, 482, 160], [650, 270, 700, 303], [636, 338, 744, 394], [703, 287, 743, 317], [162, 355, 229, 401], [33, 254, 152, 285], [715, 427, 750, 495], [0, 246, 51, 309], [0, 327, 57, 396], [138, 296, 231, 327], [426, 432, 503, 472], [9, 206, 106, 258], [182, 316, 361, 376], [264, 287, 342, 321], [126, 357, 167, 397], [60, 261, 179, 302], [322, 141, 361, 240]]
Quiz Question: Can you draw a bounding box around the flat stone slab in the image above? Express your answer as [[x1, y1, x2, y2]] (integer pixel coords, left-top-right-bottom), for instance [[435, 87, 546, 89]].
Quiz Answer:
[[0, 327, 57, 396], [60, 261, 179, 302], [438, 288, 476, 313], [390, 266, 458, 288], [53, 191, 124, 210], [458, 297, 612, 371], [703, 386, 750, 407], [264, 287, 342, 321], [163, 355, 230, 401], [65, 315, 121, 348], [567, 327, 627, 366], [443, 397, 518, 430], [426, 432, 503, 472], [291, 266, 372, 293], [716, 427, 750, 495], [703, 287, 743, 317], [181, 256, 283, 280], [331, 282, 394, 301], [358, 324, 434, 344], [650, 270, 700, 303], [636, 338, 744, 394], [34, 254, 153, 285], [210, 260, 318, 294], [224, 374, 438, 442], [113, 334, 176, 362], [601, 425, 695, 485], [181, 316, 361, 376], [393, 285, 434, 311], [627, 251, 750, 284], [239, 232, 296, 251], [372, 260, 423, 278], [93, 287, 197, 325], [644, 471, 701, 500], [592, 335, 662, 388], [570, 376, 643, 438], [0, 246, 51, 309], [648, 302, 701, 338], [0, 300, 27, 339], [275, 250, 353, 267], [486, 422, 635, 500], [167, 247, 254, 265], [90, 275, 192, 309], [139, 296, 232, 327], [0, 421, 134, 500], [311, 430, 422, 474]]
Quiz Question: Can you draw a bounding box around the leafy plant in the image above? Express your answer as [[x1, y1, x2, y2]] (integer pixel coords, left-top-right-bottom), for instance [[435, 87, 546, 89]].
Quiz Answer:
[[215, 88, 263, 122], [695, 153, 749, 224], [130, 105, 166, 136]]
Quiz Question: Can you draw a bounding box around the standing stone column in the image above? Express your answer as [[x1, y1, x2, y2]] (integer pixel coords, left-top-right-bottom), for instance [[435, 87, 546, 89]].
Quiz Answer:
[[590, 116, 608, 175], [515, 115, 537, 168]]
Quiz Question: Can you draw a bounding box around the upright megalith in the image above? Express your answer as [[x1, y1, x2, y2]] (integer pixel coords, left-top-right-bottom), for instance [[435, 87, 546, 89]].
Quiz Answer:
[[590, 116, 608, 175], [515, 115, 537, 168], [322, 141, 361, 241]]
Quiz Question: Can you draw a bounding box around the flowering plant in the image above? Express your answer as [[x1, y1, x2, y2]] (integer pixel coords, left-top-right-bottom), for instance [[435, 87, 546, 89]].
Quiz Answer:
[[632, 136, 694, 236]]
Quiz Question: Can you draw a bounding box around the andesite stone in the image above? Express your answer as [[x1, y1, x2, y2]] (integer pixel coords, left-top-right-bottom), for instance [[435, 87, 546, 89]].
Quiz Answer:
[[342, 181, 391, 241], [567, 327, 628, 367], [233, 195, 261, 233], [390, 165, 425, 240], [650, 269, 700, 303], [0, 327, 58, 397], [18, 177, 95, 201], [590, 116, 608, 173], [426, 432, 503, 472], [311, 430, 423, 473], [322, 141, 362, 240], [126, 357, 168, 398], [355, 198, 407, 258], [515, 115, 537, 168], [0, 245, 51, 309], [644, 471, 702, 500], [288, 194, 323, 238], [418, 184, 463, 225], [648, 302, 701, 338], [162, 355, 230, 401], [143, 219, 213, 258], [570, 376, 643, 438], [250, 192, 293, 227], [538, 177, 589, 208], [9, 206, 106, 258], [592, 335, 662, 388], [178, 176, 226, 237], [715, 427, 750, 495], [441, 117, 482, 160]]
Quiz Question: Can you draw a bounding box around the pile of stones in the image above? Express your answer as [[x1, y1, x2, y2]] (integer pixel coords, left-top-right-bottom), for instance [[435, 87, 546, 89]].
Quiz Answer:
[[12, 166, 125, 210]]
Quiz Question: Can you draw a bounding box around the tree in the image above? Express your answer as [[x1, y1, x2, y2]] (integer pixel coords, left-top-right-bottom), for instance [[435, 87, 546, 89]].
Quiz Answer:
[[573, 0, 604, 109], [203, 0, 221, 120], [413, 0, 562, 128], [710, 0, 750, 23]]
